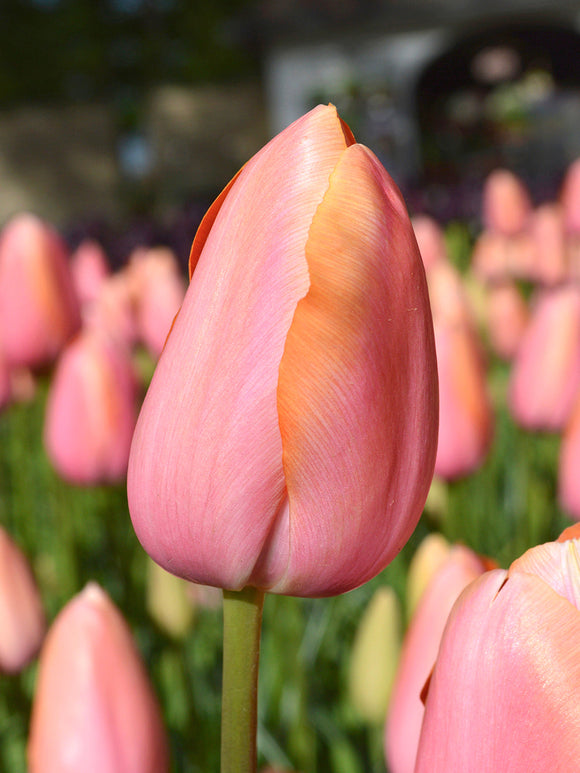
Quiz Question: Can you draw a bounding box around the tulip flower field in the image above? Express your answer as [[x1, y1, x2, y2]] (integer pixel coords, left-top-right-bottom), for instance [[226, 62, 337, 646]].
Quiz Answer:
[[0, 106, 579, 772]]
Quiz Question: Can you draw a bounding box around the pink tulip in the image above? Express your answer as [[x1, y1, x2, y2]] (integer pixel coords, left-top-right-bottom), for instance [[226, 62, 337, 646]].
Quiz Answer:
[[561, 157, 580, 235], [0, 336, 11, 410], [509, 284, 580, 431], [412, 215, 448, 271], [415, 532, 580, 772], [384, 545, 487, 773], [128, 104, 438, 597], [70, 239, 110, 307], [44, 329, 138, 485], [0, 213, 81, 368], [484, 280, 529, 360], [528, 203, 568, 286], [85, 271, 138, 348], [482, 169, 532, 236], [0, 527, 45, 673], [28, 583, 169, 773], [558, 390, 580, 521], [127, 246, 186, 357], [426, 261, 493, 479]]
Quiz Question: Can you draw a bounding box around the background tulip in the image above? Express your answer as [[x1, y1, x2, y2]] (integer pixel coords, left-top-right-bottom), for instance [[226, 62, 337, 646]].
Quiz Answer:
[[509, 284, 580, 431], [128, 103, 438, 597], [348, 585, 402, 725], [70, 239, 110, 307], [415, 532, 580, 773], [44, 329, 138, 484], [0, 527, 45, 673], [405, 532, 451, 619], [482, 168, 532, 236], [384, 545, 487, 773], [558, 390, 580, 521], [28, 583, 169, 773], [483, 280, 529, 361], [0, 213, 81, 368]]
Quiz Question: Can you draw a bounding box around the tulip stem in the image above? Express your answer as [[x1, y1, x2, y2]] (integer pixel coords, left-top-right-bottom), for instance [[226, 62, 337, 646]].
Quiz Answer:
[[221, 586, 265, 773]]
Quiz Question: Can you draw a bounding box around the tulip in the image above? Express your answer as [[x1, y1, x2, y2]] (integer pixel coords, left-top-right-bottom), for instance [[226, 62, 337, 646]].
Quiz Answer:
[[146, 557, 195, 638], [44, 329, 138, 485], [127, 246, 186, 358], [484, 280, 529, 360], [85, 271, 138, 349], [0, 527, 45, 673], [433, 313, 493, 479], [128, 103, 438, 597], [509, 284, 580, 431], [482, 169, 532, 236], [348, 586, 402, 724], [415, 532, 580, 772], [558, 390, 580, 521], [405, 532, 451, 619], [411, 215, 448, 271], [0, 213, 81, 368], [528, 203, 568, 286], [0, 335, 11, 410], [70, 239, 111, 307], [28, 583, 169, 773], [561, 157, 580, 235], [384, 545, 487, 773]]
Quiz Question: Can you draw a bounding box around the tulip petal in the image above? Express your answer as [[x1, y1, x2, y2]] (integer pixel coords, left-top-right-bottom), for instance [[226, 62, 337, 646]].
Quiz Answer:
[[272, 143, 438, 596], [128, 105, 352, 590], [510, 538, 580, 610], [415, 568, 580, 772]]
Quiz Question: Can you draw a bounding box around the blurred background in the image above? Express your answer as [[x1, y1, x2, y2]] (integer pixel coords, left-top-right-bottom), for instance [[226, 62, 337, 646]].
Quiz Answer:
[[2, 2, 580, 772]]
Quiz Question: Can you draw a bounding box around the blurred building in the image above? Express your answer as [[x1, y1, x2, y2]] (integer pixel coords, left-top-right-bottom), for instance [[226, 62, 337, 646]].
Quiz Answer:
[[259, 0, 580, 220]]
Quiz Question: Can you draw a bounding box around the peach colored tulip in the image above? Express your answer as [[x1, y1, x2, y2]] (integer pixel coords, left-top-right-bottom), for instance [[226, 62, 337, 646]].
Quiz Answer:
[[127, 246, 186, 357], [0, 213, 81, 368], [128, 104, 438, 597], [484, 280, 529, 360], [384, 545, 487, 773], [415, 533, 580, 772], [509, 284, 580, 431], [28, 583, 169, 773], [558, 390, 580, 521], [44, 329, 138, 484], [70, 239, 110, 307], [412, 215, 448, 271], [0, 527, 45, 673], [482, 168, 532, 236]]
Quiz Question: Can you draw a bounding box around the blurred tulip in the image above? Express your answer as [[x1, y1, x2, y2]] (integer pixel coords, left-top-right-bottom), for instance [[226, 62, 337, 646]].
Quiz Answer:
[[528, 203, 568, 286], [44, 329, 138, 485], [0, 337, 11, 410], [28, 583, 169, 773], [561, 157, 580, 235], [558, 389, 580, 521], [127, 246, 186, 357], [484, 280, 529, 360], [348, 586, 402, 724], [415, 533, 580, 772], [433, 319, 493, 479], [482, 169, 532, 236], [128, 104, 438, 597], [509, 284, 580, 431], [84, 271, 138, 348], [0, 527, 45, 673], [471, 231, 510, 283], [384, 545, 487, 773], [426, 259, 474, 329], [405, 533, 451, 620], [70, 239, 110, 307], [412, 215, 448, 271], [147, 557, 195, 639], [0, 213, 81, 368]]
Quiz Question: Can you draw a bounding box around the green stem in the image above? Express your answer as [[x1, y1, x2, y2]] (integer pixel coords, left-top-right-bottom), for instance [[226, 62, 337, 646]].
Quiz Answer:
[[221, 586, 265, 773]]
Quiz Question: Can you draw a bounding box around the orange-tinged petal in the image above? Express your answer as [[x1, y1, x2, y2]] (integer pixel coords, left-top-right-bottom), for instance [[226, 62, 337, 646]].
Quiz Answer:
[[271, 144, 438, 596]]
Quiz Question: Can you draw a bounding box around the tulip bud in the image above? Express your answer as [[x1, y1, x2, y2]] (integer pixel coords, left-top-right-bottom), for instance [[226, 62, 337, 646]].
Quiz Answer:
[[558, 390, 580, 521], [0, 527, 45, 673], [415, 535, 580, 772], [0, 213, 81, 368], [561, 157, 580, 235], [528, 203, 568, 286], [85, 271, 138, 348], [482, 169, 532, 236], [348, 586, 402, 724], [127, 246, 186, 358], [509, 284, 580, 431], [146, 557, 195, 638], [483, 280, 529, 360], [128, 104, 438, 597], [405, 533, 451, 620], [28, 583, 169, 773], [70, 239, 111, 307], [44, 329, 138, 485], [412, 215, 448, 271], [384, 546, 488, 773]]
